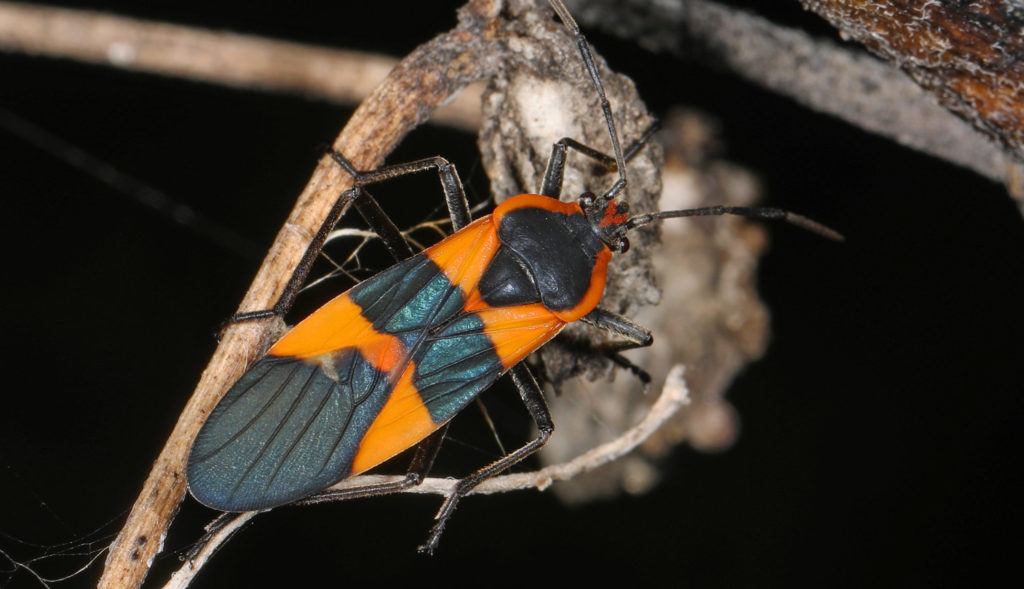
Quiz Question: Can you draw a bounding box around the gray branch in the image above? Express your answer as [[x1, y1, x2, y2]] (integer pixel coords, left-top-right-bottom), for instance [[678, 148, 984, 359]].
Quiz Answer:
[[565, 0, 1024, 198]]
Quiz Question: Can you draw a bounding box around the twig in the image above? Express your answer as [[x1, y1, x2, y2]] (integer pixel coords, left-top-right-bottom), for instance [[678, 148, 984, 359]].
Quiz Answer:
[[0, 1, 483, 131], [163, 512, 257, 589], [97, 1, 504, 586], [163, 366, 690, 589]]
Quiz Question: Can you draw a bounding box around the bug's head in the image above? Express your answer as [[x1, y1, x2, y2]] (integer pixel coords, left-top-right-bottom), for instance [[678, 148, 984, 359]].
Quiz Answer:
[[579, 191, 632, 253]]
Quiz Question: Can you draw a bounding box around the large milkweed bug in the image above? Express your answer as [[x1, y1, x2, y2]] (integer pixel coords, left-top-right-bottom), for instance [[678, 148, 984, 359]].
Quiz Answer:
[[185, 0, 841, 553]]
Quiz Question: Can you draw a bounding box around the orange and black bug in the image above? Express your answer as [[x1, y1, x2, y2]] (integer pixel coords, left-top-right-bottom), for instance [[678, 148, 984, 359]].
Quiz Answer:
[[186, 0, 840, 553]]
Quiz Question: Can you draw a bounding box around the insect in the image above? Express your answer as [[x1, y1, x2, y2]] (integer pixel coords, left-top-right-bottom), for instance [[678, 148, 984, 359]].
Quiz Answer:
[[186, 0, 840, 553]]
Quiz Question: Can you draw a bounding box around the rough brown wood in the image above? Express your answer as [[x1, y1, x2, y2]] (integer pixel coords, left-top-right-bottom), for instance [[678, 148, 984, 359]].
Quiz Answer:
[[801, 0, 1024, 159]]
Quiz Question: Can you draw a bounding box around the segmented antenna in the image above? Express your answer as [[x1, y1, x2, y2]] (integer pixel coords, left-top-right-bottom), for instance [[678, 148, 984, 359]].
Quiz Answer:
[[547, 1, 843, 243], [627, 206, 845, 242], [548, 0, 628, 202]]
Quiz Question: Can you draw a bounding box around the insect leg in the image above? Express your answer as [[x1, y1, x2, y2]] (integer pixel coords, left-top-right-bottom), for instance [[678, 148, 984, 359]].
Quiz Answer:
[[227, 153, 473, 326], [548, 0, 627, 200], [226, 185, 365, 324], [580, 307, 653, 349], [331, 152, 473, 232], [540, 121, 660, 199], [296, 425, 449, 506], [580, 307, 655, 387], [418, 363, 554, 554]]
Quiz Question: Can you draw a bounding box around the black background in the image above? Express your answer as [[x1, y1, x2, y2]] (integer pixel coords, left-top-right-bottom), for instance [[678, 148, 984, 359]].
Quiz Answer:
[[1, 1, 1022, 587]]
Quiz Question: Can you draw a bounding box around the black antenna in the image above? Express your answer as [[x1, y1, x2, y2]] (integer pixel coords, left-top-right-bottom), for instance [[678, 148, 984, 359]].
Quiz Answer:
[[627, 206, 845, 242], [548, 0, 628, 202], [547, 0, 843, 243]]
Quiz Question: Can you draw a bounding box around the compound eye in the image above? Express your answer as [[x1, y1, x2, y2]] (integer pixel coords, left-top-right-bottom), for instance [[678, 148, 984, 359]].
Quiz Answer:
[[617, 236, 630, 253], [579, 192, 596, 208]]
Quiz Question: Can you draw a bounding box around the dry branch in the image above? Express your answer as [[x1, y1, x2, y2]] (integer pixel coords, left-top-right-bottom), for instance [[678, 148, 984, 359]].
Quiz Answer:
[[564, 0, 1024, 198], [0, 1, 483, 131]]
